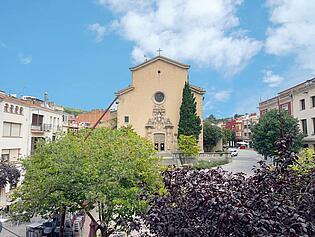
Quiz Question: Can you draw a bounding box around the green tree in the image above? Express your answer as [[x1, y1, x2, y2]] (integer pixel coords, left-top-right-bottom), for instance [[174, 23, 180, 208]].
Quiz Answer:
[[290, 148, 315, 174], [203, 120, 222, 152], [12, 128, 164, 237], [252, 109, 304, 158], [205, 114, 217, 124], [178, 82, 202, 140], [222, 128, 235, 146], [178, 134, 200, 156], [0, 163, 20, 189]]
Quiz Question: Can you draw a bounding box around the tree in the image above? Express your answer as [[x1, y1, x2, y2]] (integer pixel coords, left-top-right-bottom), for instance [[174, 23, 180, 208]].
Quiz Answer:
[[203, 120, 222, 152], [178, 135, 200, 156], [178, 82, 202, 140], [144, 166, 315, 236], [12, 127, 164, 237], [252, 109, 304, 159], [205, 114, 217, 124], [222, 128, 235, 146], [0, 163, 20, 189]]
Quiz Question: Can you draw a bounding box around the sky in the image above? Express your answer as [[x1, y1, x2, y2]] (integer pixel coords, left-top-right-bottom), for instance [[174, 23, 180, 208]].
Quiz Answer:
[[1, 0, 314, 118]]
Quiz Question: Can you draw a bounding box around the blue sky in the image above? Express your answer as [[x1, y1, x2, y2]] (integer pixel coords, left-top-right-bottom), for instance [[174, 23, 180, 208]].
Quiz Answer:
[[1, 0, 314, 118]]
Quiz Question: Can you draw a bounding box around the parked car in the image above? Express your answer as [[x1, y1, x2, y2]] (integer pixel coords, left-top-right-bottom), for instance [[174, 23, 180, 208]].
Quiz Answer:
[[228, 148, 238, 157]]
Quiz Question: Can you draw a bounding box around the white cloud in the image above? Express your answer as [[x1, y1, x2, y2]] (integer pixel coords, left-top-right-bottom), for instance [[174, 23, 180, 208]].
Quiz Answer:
[[19, 54, 32, 65], [262, 70, 283, 87], [265, 0, 315, 73], [214, 90, 231, 101], [97, 0, 262, 74], [203, 88, 231, 114], [88, 23, 107, 42]]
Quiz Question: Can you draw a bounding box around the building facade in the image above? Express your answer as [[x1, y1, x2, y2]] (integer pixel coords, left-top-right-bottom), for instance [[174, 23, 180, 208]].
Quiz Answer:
[[220, 113, 259, 147], [75, 109, 117, 129], [0, 91, 65, 207], [259, 78, 315, 149], [116, 56, 205, 153]]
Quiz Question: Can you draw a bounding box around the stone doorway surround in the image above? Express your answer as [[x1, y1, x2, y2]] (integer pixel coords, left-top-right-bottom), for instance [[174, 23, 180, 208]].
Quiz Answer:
[[145, 105, 175, 152]]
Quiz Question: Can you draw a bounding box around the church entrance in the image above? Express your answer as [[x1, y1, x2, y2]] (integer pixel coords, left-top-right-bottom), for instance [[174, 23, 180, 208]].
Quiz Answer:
[[154, 133, 165, 151]]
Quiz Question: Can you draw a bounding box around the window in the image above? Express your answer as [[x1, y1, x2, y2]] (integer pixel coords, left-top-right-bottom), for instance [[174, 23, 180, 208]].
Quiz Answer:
[[124, 116, 129, 123], [1, 149, 9, 162], [19, 107, 23, 115], [154, 91, 165, 103], [10, 105, 14, 113], [244, 125, 248, 129], [312, 96, 315, 108], [1, 149, 20, 162], [4, 103, 8, 112], [301, 119, 308, 135], [14, 106, 19, 114], [312, 118, 315, 135], [3, 122, 21, 137], [32, 114, 43, 125], [281, 104, 289, 111], [244, 132, 247, 137], [300, 99, 306, 110]]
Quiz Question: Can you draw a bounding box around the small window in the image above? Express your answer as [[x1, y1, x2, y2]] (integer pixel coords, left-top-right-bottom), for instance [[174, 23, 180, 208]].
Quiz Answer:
[[301, 119, 308, 135], [154, 91, 165, 103], [15, 106, 19, 114], [281, 104, 289, 111], [1, 149, 10, 162], [4, 103, 9, 112], [19, 107, 23, 115], [124, 116, 129, 123], [311, 96, 315, 108], [10, 105, 14, 113], [300, 99, 306, 110], [312, 118, 315, 135]]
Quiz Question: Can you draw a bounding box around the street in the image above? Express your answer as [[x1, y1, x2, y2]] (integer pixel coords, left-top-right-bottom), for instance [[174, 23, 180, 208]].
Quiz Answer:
[[222, 149, 267, 175]]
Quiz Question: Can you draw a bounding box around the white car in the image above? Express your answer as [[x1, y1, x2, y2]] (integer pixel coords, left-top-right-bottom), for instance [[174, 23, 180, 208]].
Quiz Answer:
[[228, 148, 238, 157]]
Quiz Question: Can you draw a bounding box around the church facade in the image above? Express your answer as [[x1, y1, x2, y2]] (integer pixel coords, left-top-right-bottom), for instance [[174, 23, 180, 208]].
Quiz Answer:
[[115, 56, 205, 153]]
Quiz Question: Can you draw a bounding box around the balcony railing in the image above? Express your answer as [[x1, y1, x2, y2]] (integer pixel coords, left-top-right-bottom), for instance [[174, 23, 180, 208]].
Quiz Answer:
[[31, 123, 52, 132]]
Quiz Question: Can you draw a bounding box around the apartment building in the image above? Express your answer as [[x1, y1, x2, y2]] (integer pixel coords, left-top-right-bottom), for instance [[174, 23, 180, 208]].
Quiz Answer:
[[259, 78, 315, 149], [76, 109, 117, 129], [0, 91, 65, 207], [239, 113, 259, 144], [221, 113, 259, 147]]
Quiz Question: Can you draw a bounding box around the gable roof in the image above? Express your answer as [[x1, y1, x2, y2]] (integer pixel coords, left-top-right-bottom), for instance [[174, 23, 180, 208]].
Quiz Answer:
[[115, 86, 134, 96], [130, 55, 190, 71]]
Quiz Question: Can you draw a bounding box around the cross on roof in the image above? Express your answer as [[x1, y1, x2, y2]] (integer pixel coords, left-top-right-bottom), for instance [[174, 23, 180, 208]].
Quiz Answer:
[[157, 48, 163, 56]]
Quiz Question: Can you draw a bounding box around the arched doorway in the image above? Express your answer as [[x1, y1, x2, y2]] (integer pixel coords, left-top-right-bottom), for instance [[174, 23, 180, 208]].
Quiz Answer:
[[154, 133, 165, 151]]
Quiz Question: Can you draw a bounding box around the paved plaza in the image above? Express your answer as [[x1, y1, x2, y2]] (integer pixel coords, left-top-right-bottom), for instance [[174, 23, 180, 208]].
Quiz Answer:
[[222, 149, 272, 175]]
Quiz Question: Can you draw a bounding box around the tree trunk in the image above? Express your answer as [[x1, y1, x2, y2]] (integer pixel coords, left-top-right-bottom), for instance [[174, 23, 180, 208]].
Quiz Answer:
[[99, 224, 107, 237], [59, 207, 66, 237]]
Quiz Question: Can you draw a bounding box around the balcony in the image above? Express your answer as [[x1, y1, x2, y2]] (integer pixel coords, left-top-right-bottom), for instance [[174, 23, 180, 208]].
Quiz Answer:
[[31, 123, 52, 132]]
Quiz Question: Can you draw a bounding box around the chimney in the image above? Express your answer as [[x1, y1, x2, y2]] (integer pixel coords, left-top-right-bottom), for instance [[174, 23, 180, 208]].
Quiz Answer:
[[44, 92, 49, 108]]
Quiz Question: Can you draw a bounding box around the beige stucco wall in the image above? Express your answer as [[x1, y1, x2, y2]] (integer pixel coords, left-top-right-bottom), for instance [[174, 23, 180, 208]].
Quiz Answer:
[[117, 59, 204, 152], [292, 85, 315, 148]]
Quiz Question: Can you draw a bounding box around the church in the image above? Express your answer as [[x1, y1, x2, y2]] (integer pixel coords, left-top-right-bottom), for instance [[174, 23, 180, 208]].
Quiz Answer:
[[115, 55, 205, 153]]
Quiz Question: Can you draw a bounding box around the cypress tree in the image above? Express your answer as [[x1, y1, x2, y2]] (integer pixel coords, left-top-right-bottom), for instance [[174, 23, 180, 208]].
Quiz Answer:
[[178, 82, 202, 140]]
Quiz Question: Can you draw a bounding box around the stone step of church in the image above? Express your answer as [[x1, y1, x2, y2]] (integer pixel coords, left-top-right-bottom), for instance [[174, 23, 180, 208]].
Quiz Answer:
[[157, 151, 173, 158]]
